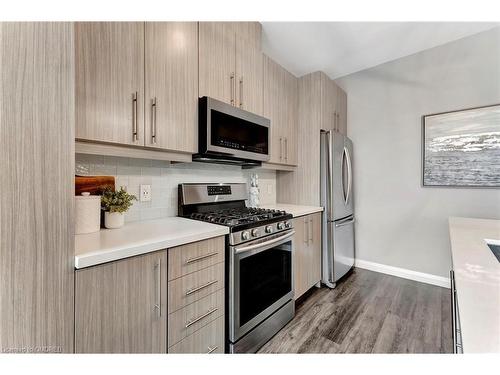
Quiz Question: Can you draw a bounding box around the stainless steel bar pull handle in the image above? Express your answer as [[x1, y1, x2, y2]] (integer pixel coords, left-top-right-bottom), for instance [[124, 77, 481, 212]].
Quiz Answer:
[[333, 110, 337, 132], [230, 72, 235, 105], [151, 97, 157, 144], [309, 218, 313, 243], [284, 137, 288, 161], [185, 279, 218, 296], [185, 251, 218, 265], [207, 345, 218, 354], [185, 307, 218, 328], [337, 113, 340, 132], [154, 259, 161, 317], [303, 218, 308, 244], [239, 77, 243, 108], [132, 92, 138, 141], [279, 137, 283, 160]]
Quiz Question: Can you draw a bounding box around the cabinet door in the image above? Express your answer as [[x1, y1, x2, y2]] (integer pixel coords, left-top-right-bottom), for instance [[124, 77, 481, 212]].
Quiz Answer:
[[308, 212, 322, 287], [293, 216, 309, 299], [321, 73, 337, 132], [145, 22, 198, 153], [283, 69, 298, 166], [263, 55, 285, 164], [199, 22, 236, 105], [235, 22, 263, 115], [75, 22, 145, 146], [337, 87, 347, 135], [75, 251, 168, 353]]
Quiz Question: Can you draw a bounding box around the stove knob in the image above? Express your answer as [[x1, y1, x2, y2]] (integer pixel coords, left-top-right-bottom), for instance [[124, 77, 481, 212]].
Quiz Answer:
[[241, 231, 250, 241], [277, 222, 285, 230], [251, 228, 260, 237], [265, 225, 273, 234], [285, 221, 291, 228]]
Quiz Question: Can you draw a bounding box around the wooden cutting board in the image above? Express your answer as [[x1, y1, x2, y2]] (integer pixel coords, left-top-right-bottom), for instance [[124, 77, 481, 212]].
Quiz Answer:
[[75, 175, 115, 196]]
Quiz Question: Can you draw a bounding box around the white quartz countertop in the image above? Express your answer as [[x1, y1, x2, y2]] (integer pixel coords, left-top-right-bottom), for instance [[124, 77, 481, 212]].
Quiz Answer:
[[262, 203, 323, 218], [75, 217, 229, 269], [448, 217, 500, 353]]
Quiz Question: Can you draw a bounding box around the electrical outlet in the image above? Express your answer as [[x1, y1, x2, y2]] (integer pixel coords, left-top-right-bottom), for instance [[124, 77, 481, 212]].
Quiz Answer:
[[140, 184, 152, 202]]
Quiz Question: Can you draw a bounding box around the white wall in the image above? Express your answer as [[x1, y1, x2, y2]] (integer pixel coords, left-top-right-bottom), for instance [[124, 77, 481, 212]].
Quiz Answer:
[[336, 28, 500, 278], [76, 155, 276, 222]]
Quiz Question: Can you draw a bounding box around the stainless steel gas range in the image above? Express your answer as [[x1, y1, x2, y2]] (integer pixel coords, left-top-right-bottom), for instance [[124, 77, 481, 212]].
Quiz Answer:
[[178, 183, 295, 353]]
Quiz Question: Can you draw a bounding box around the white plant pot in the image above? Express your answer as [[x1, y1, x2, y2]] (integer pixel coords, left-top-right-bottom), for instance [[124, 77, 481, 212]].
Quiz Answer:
[[104, 212, 125, 229]]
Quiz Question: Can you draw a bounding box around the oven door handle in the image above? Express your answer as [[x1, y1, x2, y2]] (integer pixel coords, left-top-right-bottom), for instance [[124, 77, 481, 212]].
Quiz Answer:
[[234, 230, 295, 255]]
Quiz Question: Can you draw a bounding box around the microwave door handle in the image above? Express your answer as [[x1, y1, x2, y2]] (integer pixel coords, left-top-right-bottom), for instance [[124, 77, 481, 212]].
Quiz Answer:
[[234, 230, 295, 255]]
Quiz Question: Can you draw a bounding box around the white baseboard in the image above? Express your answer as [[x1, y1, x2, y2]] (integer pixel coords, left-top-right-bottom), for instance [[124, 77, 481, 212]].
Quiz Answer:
[[354, 259, 450, 289]]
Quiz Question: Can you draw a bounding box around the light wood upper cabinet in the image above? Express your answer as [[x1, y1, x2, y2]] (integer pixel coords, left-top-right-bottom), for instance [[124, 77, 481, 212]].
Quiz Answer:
[[234, 22, 263, 115], [199, 22, 263, 115], [199, 22, 236, 105], [75, 22, 145, 146], [293, 212, 322, 299], [337, 86, 347, 135], [145, 22, 198, 153], [320, 72, 337, 132], [263, 55, 298, 166], [75, 251, 168, 353]]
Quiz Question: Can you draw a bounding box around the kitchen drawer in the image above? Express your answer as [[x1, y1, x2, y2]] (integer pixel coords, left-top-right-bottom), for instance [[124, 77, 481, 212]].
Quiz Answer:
[[168, 262, 224, 313], [168, 236, 225, 281], [168, 288, 224, 346], [168, 316, 224, 354]]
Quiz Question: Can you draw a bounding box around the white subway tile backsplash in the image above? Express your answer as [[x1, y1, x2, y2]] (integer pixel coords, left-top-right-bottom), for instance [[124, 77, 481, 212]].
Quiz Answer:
[[75, 154, 277, 223]]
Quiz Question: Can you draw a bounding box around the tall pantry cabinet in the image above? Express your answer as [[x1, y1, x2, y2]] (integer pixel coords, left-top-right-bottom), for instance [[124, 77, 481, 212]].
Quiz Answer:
[[0, 22, 75, 353]]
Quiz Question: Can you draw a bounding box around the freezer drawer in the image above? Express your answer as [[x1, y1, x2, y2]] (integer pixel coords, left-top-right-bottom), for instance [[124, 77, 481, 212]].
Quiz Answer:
[[324, 216, 354, 285]]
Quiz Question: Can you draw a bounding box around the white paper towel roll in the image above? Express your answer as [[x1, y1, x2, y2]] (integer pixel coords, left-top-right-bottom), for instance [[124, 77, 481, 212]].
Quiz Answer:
[[75, 192, 101, 234]]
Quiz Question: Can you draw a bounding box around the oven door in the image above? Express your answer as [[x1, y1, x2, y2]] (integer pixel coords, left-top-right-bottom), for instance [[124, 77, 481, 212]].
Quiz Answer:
[[229, 229, 295, 342], [200, 96, 270, 162]]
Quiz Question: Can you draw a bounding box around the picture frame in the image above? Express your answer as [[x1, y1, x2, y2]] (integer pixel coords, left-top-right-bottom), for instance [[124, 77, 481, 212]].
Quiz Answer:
[[422, 104, 500, 188]]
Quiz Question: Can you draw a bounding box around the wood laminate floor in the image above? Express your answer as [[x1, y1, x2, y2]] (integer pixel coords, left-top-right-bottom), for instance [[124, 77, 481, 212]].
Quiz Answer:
[[259, 268, 453, 353]]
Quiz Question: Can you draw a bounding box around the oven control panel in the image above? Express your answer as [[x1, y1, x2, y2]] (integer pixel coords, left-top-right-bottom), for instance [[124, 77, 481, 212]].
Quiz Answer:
[[231, 219, 293, 246], [207, 185, 232, 196]]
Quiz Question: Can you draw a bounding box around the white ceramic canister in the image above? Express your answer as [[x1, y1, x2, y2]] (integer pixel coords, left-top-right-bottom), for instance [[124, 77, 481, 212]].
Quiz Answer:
[[75, 192, 101, 234]]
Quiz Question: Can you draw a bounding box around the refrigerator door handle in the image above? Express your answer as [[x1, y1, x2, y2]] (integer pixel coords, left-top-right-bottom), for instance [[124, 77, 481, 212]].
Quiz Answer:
[[335, 217, 354, 227], [325, 131, 334, 221], [344, 146, 352, 205]]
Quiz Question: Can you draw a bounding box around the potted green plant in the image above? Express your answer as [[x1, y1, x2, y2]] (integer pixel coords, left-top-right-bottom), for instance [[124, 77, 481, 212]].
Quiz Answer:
[[101, 187, 137, 229]]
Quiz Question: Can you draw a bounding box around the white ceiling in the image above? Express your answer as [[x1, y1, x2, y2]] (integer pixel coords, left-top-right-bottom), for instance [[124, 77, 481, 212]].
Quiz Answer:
[[261, 22, 499, 79]]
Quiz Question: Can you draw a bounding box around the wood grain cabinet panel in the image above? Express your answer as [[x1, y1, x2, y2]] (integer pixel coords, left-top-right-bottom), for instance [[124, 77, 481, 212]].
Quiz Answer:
[[337, 86, 347, 135], [321, 73, 337, 132], [0, 22, 75, 353], [168, 236, 225, 281], [75, 22, 145, 146], [235, 22, 263, 115], [293, 213, 322, 299], [75, 251, 168, 353], [145, 22, 198, 153], [169, 316, 224, 354], [199, 22, 236, 105], [263, 55, 298, 166]]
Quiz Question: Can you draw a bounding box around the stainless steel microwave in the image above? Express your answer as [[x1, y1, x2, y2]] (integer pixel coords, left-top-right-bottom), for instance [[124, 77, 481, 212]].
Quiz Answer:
[[194, 96, 270, 166]]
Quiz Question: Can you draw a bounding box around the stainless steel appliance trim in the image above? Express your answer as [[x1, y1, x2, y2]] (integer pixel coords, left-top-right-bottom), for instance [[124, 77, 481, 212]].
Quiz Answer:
[[326, 131, 334, 221], [180, 183, 248, 205], [334, 216, 354, 227], [229, 218, 293, 246], [204, 96, 270, 162], [185, 251, 219, 265], [185, 279, 219, 296], [229, 231, 294, 342], [185, 307, 218, 328], [230, 300, 295, 353], [234, 230, 295, 255]]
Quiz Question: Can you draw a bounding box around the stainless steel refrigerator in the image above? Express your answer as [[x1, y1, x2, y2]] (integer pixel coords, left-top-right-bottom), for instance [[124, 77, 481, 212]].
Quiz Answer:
[[320, 130, 355, 288]]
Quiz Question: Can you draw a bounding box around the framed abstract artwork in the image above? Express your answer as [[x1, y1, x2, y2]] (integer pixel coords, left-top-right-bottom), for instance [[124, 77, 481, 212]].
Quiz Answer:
[[422, 104, 500, 188]]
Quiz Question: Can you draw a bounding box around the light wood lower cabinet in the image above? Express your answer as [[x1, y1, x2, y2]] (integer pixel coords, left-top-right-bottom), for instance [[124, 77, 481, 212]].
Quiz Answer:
[[293, 212, 322, 299], [74, 236, 226, 354], [75, 251, 168, 353]]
